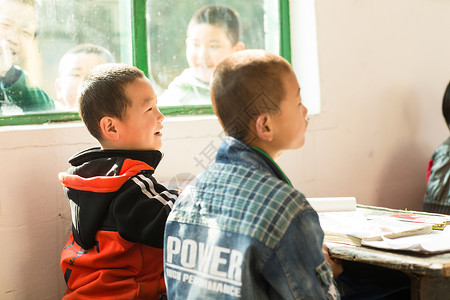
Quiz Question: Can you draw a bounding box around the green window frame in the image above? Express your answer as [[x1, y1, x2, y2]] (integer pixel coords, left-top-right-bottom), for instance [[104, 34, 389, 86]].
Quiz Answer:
[[0, 0, 291, 127]]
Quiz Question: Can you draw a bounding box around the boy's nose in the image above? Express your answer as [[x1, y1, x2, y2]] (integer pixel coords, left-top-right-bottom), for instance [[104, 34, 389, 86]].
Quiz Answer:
[[302, 104, 308, 117], [5, 32, 19, 45], [197, 46, 210, 61], [157, 107, 164, 121]]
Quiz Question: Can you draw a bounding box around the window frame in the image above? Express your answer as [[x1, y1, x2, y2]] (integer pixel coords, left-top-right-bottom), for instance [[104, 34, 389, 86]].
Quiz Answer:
[[0, 0, 291, 127]]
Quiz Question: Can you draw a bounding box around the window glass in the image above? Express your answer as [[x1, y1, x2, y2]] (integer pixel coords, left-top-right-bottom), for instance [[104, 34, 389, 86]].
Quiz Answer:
[[147, 0, 280, 107], [0, 0, 287, 124], [0, 0, 132, 116]]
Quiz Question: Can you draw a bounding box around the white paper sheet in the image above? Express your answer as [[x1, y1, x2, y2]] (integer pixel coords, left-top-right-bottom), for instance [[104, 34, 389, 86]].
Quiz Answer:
[[306, 197, 357, 212], [361, 227, 450, 254]]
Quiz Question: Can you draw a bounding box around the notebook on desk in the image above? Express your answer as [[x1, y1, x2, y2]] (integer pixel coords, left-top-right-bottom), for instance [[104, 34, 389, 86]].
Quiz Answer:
[[309, 197, 433, 247], [319, 210, 432, 246]]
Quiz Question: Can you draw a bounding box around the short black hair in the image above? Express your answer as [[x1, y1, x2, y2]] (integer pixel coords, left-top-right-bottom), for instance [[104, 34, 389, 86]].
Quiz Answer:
[[442, 81, 450, 130], [187, 5, 241, 45], [211, 50, 293, 142], [58, 43, 115, 75], [78, 63, 145, 141]]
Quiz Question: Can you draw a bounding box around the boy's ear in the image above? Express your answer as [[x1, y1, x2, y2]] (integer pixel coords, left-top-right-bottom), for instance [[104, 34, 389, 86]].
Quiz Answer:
[[254, 113, 273, 141], [99, 116, 120, 141], [233, 41, 245, 52]]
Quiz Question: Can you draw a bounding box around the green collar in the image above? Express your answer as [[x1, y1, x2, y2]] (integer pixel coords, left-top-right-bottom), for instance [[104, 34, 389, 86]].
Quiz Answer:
[[251, 146, 293, 187]]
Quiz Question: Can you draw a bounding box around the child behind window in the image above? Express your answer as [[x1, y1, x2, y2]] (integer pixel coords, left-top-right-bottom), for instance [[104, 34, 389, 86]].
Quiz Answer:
[[159, 4, 244, 106], [55, 43, 115, 109]]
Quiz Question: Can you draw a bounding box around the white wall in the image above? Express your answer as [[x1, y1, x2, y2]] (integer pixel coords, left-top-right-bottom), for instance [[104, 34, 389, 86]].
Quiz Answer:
[[1, 0, 450, 298], [287, 0, 450, 210]]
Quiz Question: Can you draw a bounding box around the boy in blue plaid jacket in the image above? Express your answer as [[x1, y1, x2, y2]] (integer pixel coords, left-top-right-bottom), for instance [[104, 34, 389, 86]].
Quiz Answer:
[[163, 50, 339, 299]]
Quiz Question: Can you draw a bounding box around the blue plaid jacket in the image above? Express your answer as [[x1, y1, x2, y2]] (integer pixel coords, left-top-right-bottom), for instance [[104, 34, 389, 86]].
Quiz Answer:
[[164, 137, 338, 299]]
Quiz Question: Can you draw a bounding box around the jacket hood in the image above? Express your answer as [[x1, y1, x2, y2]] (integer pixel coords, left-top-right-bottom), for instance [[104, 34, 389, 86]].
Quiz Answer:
[[59, 147, 163, 249], [69, 147, 163, 169]]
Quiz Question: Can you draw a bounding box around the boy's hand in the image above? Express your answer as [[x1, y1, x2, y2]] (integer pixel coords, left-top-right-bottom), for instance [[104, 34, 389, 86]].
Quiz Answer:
[[322, 243, 344, 278]]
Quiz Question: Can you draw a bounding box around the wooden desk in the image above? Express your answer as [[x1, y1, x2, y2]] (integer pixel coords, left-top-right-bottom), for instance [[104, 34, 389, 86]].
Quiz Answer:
[[327, 206, 450, 299]]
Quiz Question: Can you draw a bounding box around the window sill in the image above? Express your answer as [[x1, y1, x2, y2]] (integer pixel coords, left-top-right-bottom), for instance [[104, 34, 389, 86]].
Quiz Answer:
[[0, 114, 221, 150]]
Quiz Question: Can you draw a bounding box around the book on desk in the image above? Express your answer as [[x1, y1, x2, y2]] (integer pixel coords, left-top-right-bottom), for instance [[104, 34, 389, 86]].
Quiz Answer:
[[307, 197, 450, 253]]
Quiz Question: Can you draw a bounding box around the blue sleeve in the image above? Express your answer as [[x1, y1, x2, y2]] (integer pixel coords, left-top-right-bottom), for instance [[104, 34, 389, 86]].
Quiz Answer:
[[262, 208, 339, 299]]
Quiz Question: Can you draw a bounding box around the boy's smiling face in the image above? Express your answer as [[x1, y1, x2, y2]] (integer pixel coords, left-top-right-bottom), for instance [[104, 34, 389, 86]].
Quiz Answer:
[[114, 77, 164, 150], [186, 23, 241, 82], [0, 0, 37, 65]]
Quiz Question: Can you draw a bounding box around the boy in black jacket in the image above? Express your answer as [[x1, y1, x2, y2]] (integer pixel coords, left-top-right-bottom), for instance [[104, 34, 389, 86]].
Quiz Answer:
[[59, 63, 177, 299]]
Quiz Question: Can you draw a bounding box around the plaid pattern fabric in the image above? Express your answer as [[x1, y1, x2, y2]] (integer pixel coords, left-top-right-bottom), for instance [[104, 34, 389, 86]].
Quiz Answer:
[[170, 161, 309, 249], [165, 138, 338, 299]]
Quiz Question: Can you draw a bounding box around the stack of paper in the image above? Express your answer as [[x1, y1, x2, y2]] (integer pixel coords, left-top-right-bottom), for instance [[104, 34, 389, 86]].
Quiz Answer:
[[318, 210, 432, 247], [362, 228, 450, 254], [382, 212, 450, 230]]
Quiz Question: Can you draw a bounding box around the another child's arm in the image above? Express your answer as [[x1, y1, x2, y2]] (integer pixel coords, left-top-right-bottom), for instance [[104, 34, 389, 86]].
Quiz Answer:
[[2, 67, 55, 112], [322, 243, 344, 278], [0, 39, 54, 112]]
